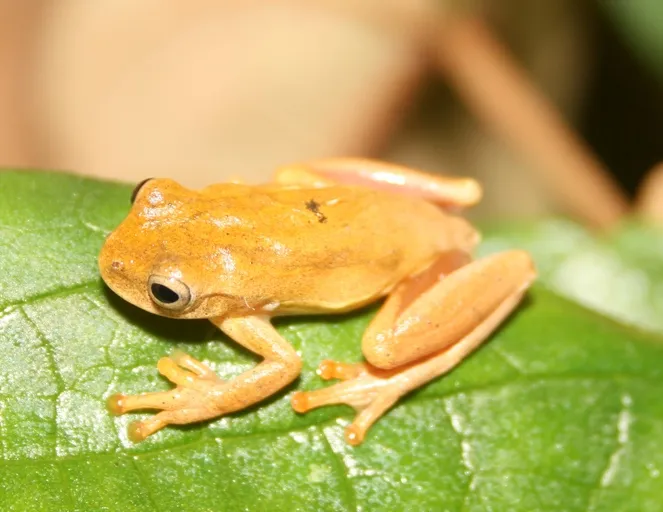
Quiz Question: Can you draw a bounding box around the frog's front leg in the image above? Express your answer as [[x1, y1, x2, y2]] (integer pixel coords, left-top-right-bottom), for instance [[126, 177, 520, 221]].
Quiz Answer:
[[292, 250, 536, 445], [108, 316, 302, 441]]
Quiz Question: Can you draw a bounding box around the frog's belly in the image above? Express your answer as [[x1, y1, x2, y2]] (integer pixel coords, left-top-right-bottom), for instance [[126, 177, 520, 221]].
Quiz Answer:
[[268, 250, 434, 315], [269, 219, 477, 315]]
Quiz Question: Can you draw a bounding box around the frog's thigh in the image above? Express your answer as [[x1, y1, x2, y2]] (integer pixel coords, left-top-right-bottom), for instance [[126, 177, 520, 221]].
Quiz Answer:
[[363, 250, 536, 370], [273, 158, 481, 207], [292, 250, 536, 445]]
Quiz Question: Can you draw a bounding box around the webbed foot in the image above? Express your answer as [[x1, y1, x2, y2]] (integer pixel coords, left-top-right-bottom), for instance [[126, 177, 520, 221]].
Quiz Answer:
[[108, 351, 225, 441], [292, 359, 405, 445]]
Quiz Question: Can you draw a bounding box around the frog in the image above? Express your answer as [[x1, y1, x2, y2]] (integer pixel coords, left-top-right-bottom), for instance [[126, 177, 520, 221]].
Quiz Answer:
[[99, 158, 536, 445]]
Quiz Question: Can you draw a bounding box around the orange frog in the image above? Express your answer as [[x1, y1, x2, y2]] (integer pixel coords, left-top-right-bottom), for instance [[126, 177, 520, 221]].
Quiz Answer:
[[100, 159, 536, 445]]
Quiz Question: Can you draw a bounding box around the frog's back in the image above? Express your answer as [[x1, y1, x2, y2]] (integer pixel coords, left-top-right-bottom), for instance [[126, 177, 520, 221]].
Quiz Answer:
[[199, 183, 479, 312]]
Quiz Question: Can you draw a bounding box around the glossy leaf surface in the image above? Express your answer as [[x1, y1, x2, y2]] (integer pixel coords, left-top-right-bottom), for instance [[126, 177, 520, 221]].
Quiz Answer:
[[0, 172, 662, 511]]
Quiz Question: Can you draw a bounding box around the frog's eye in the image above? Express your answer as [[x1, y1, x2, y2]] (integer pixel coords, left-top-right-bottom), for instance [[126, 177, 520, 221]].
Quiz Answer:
[[131, 178, 153, 204], [147, 275, 192, 311]]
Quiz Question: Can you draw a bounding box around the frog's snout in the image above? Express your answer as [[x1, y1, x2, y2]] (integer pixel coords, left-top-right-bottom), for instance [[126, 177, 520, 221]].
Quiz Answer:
[[97, 240, 126, 286]]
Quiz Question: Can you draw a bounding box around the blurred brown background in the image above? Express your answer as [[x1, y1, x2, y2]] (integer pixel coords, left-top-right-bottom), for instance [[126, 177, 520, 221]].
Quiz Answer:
[[1, 0, 662, 221]]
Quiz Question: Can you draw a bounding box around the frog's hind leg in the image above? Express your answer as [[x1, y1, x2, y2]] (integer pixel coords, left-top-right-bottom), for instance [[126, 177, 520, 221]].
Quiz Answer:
[[291, 250, 536, 445], [308, 250, 471, 384], [273, 158, 482, 209]]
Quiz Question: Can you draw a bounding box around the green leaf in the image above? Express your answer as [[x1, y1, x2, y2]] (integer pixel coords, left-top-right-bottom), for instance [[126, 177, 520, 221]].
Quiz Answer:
[[479, 218, 663, 333], [1, 171, 663, 511], [600, 0, 663, 82]]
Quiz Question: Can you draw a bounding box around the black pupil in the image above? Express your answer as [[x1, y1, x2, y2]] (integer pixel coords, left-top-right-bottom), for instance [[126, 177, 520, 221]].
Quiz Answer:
[[151, 283, 179, 304]]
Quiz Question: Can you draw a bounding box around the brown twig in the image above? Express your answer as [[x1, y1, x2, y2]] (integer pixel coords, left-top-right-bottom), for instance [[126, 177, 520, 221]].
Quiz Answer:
[[433, 15, 629, 229], [635, 162, 663, 223]]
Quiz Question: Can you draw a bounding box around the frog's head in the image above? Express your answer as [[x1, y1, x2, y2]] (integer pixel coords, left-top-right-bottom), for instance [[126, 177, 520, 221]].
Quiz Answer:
[[99, 178, 243, 319]]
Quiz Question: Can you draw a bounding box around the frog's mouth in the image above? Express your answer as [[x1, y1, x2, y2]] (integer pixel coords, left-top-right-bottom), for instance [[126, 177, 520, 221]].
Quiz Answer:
[[98, 260, 145, 311]]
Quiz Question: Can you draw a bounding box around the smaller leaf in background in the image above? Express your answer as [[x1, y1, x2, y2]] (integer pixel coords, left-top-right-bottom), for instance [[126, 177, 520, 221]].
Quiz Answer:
[[480, 218, 663, 334], [601, 0, 663, 81]]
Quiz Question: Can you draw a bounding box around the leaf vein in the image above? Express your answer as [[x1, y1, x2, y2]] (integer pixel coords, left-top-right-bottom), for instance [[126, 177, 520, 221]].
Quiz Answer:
[[586, 392, 634, 512], [18, 306, 65, 396], [443, 399, 474, 512], [130, 455, 161, 512], [55, 461, 77, 511], [4, 280, 100, 312], [319, 426, 358, 512]]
